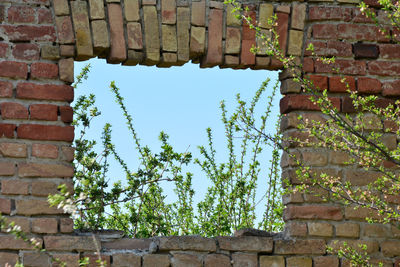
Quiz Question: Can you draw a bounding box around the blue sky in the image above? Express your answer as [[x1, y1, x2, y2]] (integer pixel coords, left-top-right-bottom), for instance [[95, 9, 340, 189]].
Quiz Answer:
[[74, 59, 279, 220]]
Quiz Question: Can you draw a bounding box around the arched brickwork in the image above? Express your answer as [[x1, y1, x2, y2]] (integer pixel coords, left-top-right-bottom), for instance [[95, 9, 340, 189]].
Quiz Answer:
[[0, 0, 400, 266]]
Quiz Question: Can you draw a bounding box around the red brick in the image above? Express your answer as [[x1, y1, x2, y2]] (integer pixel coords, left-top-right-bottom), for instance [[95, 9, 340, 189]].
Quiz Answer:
[[352, 7, 375, 23], [32, 218, 58, 234], [0, 43, 8, 58], [309, 6, 352, 21], [0, 162, 15, 176], [0, 236, 42, 250], [0, 123, 16, 138], [55, 16, 74, 44], [0, 198, 11, 214], [44, 236, 100, 252], [382, 80, 400, 96], [379, 44, 400, 59], [306, 41, 352, 58], [307, 75, 328, 90], [7, 6, 35, 23], [329, 76, 355, 93], [368, 61, 400, 76], [16, 83, 74, 102], [280, 95, 340, 114], [0, 102, 28, 119], [59, 106, 73, 123], [0, 6, 3, 23], [18, 162, 73, 178], [284, 205, 343, 221], [17, 124, 74, 142], [108, 4, 127, 63], [30, 62, 59, 79], [303, 57, 314, 72], [32, 143, 58, 159], [315, 59, 366, 75], [201, 9, 223, 67], [312, 24, 337, 39], [38, 8, 53, 24], [12, 43, 39, 61], [276, 12, 289, 54], [1, 180, 29, 195], [29, 104, 58, 121], [1, 25, 56, 42], [0, 81, 12, 97], [338, 24, 387, 42], [357, 77, 382, 94], [0, 142, 27, 158], [0, 61, 28, 79]]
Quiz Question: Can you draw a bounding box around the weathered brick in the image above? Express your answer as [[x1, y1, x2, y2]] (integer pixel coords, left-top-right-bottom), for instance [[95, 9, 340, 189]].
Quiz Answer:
[[192, 1, 206, 26], [287, 30, 303, 56], [102, 238, 151, 250], [8, 6, 35, 23], [60, 217, 74, 233], [280, 79, 301, 94], [0, 236, 42, 250], [112, 254, 141, 267], [1, 180, 29, 195], [275, 239, 326, 255], [17, 83, 74, 102], [231, 253, 257, 267], [0, 162, 15, 175], [1, 102, 28, 120], [260, 256, 285, 267], [190, 26, 205, 57], [379, 44, 400, 59], [177, 7, 190, 63], [44, 236, 100, 251], [162, 24, 177, 52], [52, 254, 80, 267], [315, 59, 366, 75], [0, 252, 18, 266], [12, 43, 39, 61], [241, 8, 256, 66], [0, 43, 7, 58], [308, 222, 333, 237], [31, 62, 59, 80], [368, 61, 400, 76], [91, 20, 110, 55], [124, 0, 140, 21], [32, 143, 58, 159], [313, 24, 337, 39], [203, 254, 230, 267], [18, 162, 73, 178], [127, 22, 143, 50], [259, 3, 273, 29], [0, 61, 28, 79], [338, 24, 387, 42], [309, 6, 352, 21], [291, 3, 306, 30], [54, 0, 70, 16], [345, 206, 381, 221], [0, 198, 12, 214], [225, 27, 241, 54], [59, 58, 74, 83], [171, 253, 202, 267], [89, 0, 105, 19], [31, 181, 59, 196], [328, 240, 379, 254], [314, 256, 339, 267], [143, 6, 160, 64], [32, 218, 58, 234], [0, 81, 13, 98], [161, 0, 176, 24], [143, 254, 170, 267], [2, 25, 56, 42], [108, 4, 126, 63], [56, 16, 74, 44], [159, 236, 216, 251], [201, 9, 222, 67], [0, 143, 27, 158], [217, 236, 272, 252], [226, 4, 241, 27], [2, 216, 30, 233], [364, 224, 390, 238], [38, 8, 53, 24], [41, 45, 60, 60], [382, 80, 400, 96], [71, 1, 93, 59], [284, 205, 343, 220], [62, 146, 75, 162], [286, 257, 312, 267]]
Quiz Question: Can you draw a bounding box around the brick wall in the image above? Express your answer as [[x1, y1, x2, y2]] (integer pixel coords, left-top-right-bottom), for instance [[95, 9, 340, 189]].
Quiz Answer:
[[0, 0, 400, 266]]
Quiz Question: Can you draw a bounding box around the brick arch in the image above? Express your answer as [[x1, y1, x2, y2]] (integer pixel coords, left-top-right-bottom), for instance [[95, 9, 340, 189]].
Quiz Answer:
[[0, 0, 400, 266]]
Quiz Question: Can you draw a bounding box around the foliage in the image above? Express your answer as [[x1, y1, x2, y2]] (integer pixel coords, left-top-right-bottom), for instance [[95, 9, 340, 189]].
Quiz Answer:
[[48, 63, 284, 237]]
